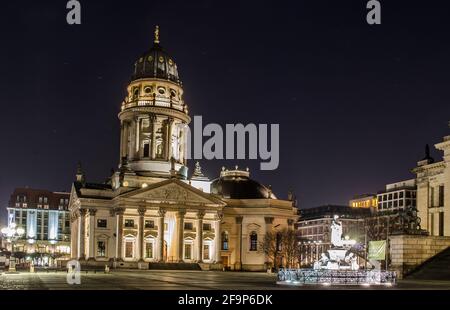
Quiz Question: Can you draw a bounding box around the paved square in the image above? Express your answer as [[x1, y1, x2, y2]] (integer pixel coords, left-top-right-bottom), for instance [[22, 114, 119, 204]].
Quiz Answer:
[[0, 270, 449, 290]]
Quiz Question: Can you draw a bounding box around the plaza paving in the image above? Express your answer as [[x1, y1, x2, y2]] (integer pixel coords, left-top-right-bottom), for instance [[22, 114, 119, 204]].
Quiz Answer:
[[0, 269, 449, 290]]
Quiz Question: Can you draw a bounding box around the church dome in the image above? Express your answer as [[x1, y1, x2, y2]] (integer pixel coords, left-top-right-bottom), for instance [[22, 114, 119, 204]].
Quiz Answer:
[[211, 168, 277, 199], [131, 26, 181, 84]]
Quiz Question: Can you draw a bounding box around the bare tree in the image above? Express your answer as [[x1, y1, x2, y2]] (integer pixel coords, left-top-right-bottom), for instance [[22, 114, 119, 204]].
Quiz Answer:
[[259, 231, 279, 271], [280, 228, 300, 268]]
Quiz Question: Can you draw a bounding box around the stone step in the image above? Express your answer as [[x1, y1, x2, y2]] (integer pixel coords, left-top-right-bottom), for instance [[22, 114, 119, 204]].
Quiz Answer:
[[148, 262, 201, 270], [406, 246, 450, 280]]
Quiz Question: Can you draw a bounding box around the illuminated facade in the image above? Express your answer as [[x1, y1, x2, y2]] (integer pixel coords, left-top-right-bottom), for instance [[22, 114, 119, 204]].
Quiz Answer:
[[69, 27, 297, 271], [349, 194, 377, 209], [5, 188, 71, 266], [414, 127, 450, 236]]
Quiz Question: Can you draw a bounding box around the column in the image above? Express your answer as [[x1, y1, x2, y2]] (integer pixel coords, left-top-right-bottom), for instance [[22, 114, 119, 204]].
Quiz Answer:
[[135, 117, 141, 157], [87, 209, 97, 260], [214, 212, 223, 263], [115, 208, 125, 261], [175, 210, 186, 262], [264, 217, 274, 234], [196, 211, 205, 262], [150, 114, 157, 159], [235, 216, 243, 270], [77, 209, 86, 260], [70, 213, 79, 259], [167, 118, 174, 160], [138, 207, 146, 261], [129, 119, 136, 160], [120, 121, 124, 158], [157, 209, 166, 262]]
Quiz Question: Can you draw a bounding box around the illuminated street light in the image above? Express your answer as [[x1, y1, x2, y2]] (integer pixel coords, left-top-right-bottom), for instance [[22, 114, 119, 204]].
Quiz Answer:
[[1, 222, 25, 272]]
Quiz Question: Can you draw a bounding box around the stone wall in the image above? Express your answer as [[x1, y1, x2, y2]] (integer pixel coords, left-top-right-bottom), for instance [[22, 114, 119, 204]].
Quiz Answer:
[[389, 234, 450, 278]]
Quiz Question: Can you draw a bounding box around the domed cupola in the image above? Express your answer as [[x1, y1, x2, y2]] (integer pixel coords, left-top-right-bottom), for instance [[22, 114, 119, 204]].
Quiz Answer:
[[211, 167, 277, 199], [118, 26, 190, 179], [131, 26, 181, 85]]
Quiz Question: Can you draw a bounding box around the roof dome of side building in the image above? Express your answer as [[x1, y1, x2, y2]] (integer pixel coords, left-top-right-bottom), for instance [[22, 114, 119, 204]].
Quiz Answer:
[[210, 167, 277, 199]]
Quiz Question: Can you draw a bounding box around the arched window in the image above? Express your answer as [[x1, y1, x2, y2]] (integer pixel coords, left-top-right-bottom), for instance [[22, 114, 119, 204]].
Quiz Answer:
[[221, 231, 229, 250], [250, 231, 258, 251]]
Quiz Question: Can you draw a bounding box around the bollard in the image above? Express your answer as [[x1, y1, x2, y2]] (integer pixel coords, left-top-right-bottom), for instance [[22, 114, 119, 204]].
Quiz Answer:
[[105, 265, 110, 274]]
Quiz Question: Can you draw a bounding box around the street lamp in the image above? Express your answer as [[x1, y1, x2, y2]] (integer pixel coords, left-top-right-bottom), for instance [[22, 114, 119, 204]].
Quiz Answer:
[[1, 222, 25, 272]]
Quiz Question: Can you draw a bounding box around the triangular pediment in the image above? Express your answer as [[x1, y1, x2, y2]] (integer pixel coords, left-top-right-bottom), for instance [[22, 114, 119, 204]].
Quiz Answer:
[[118, 179, 225, 206]]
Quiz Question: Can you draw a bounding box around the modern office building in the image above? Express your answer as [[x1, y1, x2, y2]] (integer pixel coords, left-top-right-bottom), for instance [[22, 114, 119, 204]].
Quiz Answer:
[[376, 179, 417, 213], [5, 188, 71, 266]]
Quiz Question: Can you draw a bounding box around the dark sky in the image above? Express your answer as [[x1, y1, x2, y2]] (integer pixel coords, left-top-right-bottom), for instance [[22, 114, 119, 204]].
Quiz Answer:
[[1, 0, 450, 223]]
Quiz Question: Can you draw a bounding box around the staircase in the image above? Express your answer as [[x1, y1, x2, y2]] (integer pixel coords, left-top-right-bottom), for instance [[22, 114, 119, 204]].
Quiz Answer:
[[406, 247, 450, 280], [148, 262, 201, 270]]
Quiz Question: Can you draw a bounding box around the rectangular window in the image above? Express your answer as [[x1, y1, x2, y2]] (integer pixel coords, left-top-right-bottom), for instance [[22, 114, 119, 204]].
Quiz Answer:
[[439, 186, 444, 207], [184, 244, 192, 259], [97, 219, 107, 228], [145, 220, 155, 229], [146, 242, 153, 258], [143, 142, 150, 158], [125, 241, 133, 258], [399, 191, 404, 199], [399, 199, 404, 207], [394, 192, 398, 200], [203, 244, 210, 260], [124, 219, 135, 228], [439, 212, 444, 236], [388, 194, 393, 200], [184, 222, 193, 230], [203, 223, 211, 231], [97, 241, 106, 257]]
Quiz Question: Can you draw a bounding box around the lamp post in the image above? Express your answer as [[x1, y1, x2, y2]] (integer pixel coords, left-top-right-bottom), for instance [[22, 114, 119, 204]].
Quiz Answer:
[[1, 223, 25, 272]]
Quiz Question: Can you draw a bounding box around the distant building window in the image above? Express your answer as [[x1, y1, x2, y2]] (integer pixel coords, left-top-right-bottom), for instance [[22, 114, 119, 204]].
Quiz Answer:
[[97, 241, 106, 257], [39, 197, 43, 203], [399, 192, 404, 199], [250, 232, 258, 251], [203, 223, 211, 231], [145, 220, 155, 229], [184, 222, 193, 230], [124, 219, 135, 228], [97, 219, 107, 228]]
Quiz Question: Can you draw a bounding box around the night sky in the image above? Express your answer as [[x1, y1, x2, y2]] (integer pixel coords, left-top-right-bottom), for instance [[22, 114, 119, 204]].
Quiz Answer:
[[1, 1, 450, 223]]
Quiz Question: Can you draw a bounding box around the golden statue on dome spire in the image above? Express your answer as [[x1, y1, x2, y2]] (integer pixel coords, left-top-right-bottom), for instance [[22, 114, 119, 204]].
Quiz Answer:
[[154, 25, 160, 44]]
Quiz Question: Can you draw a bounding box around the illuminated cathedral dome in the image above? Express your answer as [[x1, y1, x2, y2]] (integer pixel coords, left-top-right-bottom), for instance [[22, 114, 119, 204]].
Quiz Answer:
[[211, 167, 277, 199], [131, 26, 181, 84]]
